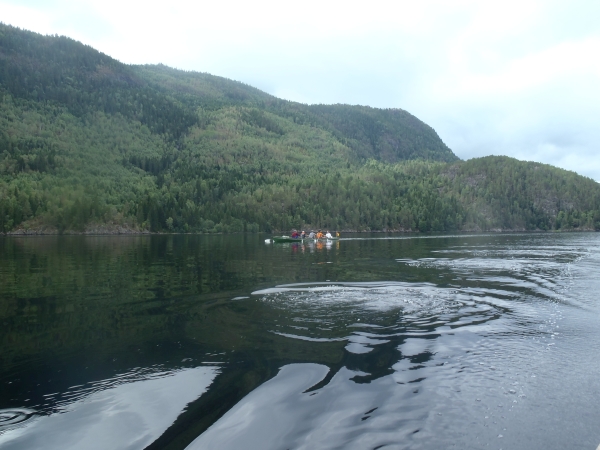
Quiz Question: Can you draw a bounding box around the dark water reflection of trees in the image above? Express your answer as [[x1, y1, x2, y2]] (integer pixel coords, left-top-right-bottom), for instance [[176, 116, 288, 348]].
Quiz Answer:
[[2, 233, 589, 449]]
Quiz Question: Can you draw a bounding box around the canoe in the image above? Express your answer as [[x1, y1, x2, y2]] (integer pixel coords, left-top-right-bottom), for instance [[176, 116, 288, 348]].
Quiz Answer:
[[271, 236, 340, 243], [272, 236, 304, 243]]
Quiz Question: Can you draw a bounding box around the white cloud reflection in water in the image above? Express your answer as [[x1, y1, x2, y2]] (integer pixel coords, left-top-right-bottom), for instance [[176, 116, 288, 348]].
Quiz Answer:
[[0, 366, 219, 450]]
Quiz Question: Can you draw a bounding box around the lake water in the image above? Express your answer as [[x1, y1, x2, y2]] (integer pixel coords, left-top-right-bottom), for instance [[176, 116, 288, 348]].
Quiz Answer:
[[0, 233, 599, 449]]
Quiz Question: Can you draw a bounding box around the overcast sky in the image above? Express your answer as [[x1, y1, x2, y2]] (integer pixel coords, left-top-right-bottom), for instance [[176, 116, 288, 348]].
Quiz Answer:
[[3, 0, 600, 179]]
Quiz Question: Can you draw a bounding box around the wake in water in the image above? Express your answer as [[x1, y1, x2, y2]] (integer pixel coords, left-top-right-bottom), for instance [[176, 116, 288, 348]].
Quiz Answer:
[[217, 239, 587, 449]]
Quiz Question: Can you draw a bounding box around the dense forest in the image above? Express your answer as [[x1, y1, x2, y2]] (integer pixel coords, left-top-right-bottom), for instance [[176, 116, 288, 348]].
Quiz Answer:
[[1, 23, 599, 234]]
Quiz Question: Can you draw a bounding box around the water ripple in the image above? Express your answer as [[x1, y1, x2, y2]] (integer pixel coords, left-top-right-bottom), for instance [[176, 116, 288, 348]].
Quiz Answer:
[[0, 408, 37, 432]]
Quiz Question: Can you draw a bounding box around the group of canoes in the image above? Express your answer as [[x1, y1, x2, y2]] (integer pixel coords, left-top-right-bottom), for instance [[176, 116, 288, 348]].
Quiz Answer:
[[271, 229, 340, 243]]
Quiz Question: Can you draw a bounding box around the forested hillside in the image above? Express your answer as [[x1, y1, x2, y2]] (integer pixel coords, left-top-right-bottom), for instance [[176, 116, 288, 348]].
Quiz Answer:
[[1, 23, 599, 234]]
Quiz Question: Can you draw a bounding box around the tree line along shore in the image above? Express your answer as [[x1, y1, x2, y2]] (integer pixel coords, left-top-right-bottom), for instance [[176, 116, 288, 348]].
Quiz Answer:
[[1, 23, 599, 235]]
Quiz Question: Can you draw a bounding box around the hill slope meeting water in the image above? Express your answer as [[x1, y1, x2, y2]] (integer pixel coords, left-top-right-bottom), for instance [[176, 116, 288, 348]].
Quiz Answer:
[[1, 23, 599, 234]]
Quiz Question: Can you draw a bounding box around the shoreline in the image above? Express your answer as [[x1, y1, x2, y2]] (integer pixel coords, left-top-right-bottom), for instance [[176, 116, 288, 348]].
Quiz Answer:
[[3, 227, 596, 236]]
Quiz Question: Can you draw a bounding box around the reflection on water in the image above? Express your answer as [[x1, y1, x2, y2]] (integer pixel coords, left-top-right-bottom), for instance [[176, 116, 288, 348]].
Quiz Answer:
[[0, 367, 219, 450], [229, 272, 572, 449], [188, 364, 330, 450], [0, 409, 36, 432], [1, 233, 600, 449]]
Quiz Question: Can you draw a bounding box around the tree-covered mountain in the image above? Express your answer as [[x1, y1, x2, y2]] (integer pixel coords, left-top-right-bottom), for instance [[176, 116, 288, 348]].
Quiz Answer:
[[1, 23, 599, 234]]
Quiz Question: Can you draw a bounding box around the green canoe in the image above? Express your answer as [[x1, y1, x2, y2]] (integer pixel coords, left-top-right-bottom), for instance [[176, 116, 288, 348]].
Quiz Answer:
[[270, 236, 340, 243], [272, 236, 304, 243]]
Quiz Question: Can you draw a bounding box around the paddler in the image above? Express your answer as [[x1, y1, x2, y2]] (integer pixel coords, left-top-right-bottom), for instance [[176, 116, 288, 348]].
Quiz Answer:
[[325, 231, 333, 239], [316, 230, 324, 239], [291, 229, 300, 238]]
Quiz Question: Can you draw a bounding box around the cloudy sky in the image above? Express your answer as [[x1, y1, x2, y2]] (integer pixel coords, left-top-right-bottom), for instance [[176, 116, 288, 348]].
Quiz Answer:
[[3, 0, 600, 179]]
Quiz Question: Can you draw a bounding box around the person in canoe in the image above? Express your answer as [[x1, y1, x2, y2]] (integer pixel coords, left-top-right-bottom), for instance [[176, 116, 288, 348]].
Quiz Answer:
[[336, 231, 340, 237], [316, 230, 324, 239], [301, 230, 306, 239], [325, 230, 333, 239], [309, 230, 315, 238], [291, 230, 300, 239]]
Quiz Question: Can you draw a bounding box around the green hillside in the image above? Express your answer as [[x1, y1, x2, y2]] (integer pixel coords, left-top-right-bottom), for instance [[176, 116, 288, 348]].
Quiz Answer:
[[1, 23, 599, 234]]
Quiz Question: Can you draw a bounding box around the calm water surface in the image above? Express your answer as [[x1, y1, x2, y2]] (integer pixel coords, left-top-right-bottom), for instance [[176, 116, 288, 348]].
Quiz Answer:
[[0, 233, 599, 449]]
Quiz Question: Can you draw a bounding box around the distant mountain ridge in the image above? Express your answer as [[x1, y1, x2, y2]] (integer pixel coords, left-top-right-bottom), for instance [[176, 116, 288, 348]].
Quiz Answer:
[[0, 24, 457, 163], [136, 63, 457, 163], [1, 23, 599, 234]]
